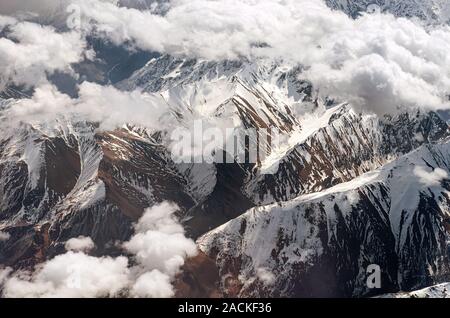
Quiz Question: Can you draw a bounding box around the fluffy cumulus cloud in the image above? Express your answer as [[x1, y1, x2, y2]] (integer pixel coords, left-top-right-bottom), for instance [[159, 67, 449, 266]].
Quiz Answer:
[[130, 270, 174, 298], [0, 18, 87, 90], [62, 0, 450, 114], [65, 236, 96, 252], [124, 201, 198, 279], [1, 0, 450, 115], [125, 202, 198, 297], [5, 82, 170, 131], [302, 14, 450, 114], [0, 202, 197, 298], [2, 253, 130, 298]]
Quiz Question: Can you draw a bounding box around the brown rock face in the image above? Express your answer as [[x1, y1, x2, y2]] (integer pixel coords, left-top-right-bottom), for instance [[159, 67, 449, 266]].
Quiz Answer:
[[174, 252, 222, 298]]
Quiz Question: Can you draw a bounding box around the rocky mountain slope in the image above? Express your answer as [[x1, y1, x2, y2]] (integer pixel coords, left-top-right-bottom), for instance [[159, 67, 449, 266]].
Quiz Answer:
[[379, 282, 450, 298], [1, 51, 450, 297], [199, 140, 450, 297]]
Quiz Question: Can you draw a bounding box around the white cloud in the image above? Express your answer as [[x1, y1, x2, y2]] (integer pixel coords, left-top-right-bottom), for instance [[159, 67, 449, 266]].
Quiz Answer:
[[124, 202, 198, 298], [124, 202, 198, 277], [301, 13, 450, 114], [5, 82, 171, 131], [2, 252, 130, 298], [0, 19, 86, 90], [130, 270, 174, 298], [0, 231, 10, 242], [0, 15, 16, 29], [133, 201, 186, 234], [1, 201, 197, 298], [414, 166, 448, 187], [65, 236, 95, 252], [63, 0, 450, 114], [1, 0, 450, 115]]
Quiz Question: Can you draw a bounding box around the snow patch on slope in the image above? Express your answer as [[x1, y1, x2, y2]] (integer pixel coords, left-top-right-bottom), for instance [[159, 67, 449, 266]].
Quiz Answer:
[[379, 282, 450, 298]]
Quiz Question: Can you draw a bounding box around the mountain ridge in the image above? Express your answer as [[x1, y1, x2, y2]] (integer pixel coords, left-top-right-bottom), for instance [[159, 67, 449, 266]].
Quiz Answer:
[[1, 47, 450, 297]]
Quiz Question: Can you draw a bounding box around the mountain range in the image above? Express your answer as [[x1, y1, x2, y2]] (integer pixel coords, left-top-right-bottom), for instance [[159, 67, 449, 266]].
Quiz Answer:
[[1, 0, 450, 298]]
